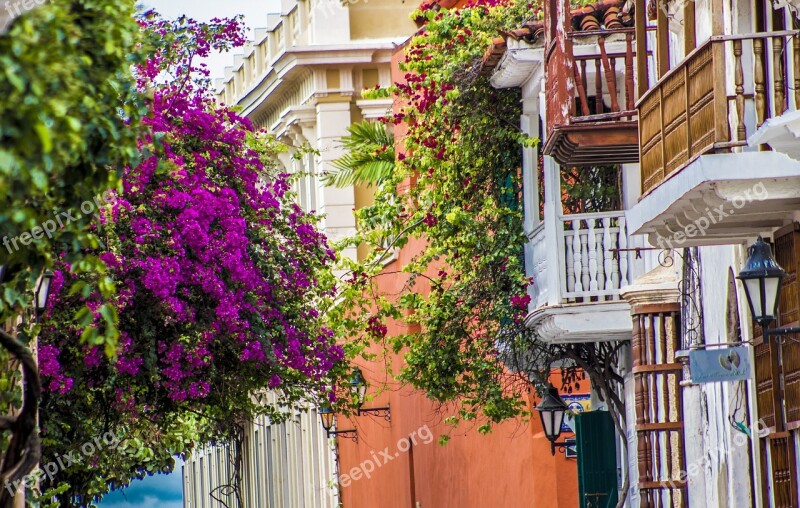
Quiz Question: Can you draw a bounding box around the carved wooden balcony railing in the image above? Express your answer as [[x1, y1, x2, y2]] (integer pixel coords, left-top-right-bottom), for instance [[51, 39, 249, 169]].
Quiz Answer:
[[530, 210, 630, 309], [638, 30, 800, 195], [544, 28, 641, 166]]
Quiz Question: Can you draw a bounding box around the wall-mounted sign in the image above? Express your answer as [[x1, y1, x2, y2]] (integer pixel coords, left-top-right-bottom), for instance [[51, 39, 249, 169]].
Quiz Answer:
[[562, 393, 591, 432], [689, 346, 751, 383]]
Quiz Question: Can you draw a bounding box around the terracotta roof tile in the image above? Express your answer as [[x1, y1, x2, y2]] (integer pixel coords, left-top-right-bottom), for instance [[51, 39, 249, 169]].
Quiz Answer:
[[480, 0, 634, 74], [480, 36, 508, 73]]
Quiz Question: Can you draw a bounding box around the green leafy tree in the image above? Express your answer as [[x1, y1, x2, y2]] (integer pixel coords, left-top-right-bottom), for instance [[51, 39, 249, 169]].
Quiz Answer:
[[0, 3, 146, 506], [322, 120, 395, 188]]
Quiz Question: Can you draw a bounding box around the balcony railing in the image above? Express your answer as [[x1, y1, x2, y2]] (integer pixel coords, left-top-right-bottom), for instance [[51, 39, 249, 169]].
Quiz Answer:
[[530, 210, 630, 309], [570, 31, 636, 120], [638, 30, 800, 195], [543, 28, 642, 166]]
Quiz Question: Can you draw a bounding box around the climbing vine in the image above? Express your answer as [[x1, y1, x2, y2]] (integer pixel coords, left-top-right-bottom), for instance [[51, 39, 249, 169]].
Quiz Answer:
[[334, 0, 544, 432]]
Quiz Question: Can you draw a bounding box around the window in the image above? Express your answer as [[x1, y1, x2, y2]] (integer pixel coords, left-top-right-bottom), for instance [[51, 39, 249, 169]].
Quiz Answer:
[[755, 223, 800, 507], [631, 304, 686, 507]]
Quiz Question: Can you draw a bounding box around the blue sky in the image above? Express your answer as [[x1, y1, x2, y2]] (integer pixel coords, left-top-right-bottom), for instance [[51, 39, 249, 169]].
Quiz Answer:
[[142, 0, 282, 80], [99, 464, 184, 508], [100, 3, 282, 506]]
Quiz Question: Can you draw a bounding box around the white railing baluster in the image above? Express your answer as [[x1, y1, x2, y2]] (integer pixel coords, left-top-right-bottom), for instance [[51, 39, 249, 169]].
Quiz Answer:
[[619, 216, 629, 288], [534, 211, 631, 305], [579, 221, 590, 295], [572, 220, 584, 294], [588, 218, 598, 291], [602, 217, 613, 292], [565, 227, 575, 294], [610, 221, 620, 293]]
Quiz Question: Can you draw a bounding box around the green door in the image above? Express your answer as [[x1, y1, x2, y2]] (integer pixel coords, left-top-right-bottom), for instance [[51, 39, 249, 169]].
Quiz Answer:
[[575, 411, 619, 508]]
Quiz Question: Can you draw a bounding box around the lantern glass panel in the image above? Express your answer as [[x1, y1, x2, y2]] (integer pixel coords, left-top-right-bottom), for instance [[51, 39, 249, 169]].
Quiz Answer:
[[764, 275, 781, 321], [35, 271, 53, 313], [319, 408, 334, 431]]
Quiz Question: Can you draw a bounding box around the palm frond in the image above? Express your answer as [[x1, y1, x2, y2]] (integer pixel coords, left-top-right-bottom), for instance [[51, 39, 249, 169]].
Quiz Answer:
[[322, 121, 395, 188]]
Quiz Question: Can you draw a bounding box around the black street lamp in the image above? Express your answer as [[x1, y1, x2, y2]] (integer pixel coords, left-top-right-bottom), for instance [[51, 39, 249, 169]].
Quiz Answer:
[[738, 237, 800, 337], [349, 367, 390, 421], [535, 385, 570, 456], [738, 236, 800, 434], [34, 270, 54, 319], [318, 404, 357, 442]]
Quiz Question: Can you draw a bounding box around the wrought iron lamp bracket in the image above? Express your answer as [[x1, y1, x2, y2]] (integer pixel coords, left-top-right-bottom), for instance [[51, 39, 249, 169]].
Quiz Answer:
[[549, 440, 571, 456], [327, 429, 358, 443], [357, 405, 391, 422]]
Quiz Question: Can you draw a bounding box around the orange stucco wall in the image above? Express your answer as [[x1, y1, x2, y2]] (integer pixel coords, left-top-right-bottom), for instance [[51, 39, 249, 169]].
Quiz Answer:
[[336, 35, 579, 508]]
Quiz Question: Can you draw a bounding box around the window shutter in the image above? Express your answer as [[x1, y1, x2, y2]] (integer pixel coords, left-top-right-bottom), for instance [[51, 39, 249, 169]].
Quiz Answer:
[[774, 223, 800, 426], [753, 235, 778, 430], [631, 305, 686, 507], [767, 435, 798, 508], [756, 223, 800, 508], [754, 341, 777, 429], [575, 411, 619, 508]]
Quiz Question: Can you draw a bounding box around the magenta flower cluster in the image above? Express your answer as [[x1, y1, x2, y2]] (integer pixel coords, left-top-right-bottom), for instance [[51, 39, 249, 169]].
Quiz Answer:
[[37, 14, 343, 411]]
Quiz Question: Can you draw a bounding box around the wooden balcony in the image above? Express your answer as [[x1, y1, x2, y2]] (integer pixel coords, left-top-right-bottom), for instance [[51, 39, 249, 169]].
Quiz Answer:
[[639, 30, 800, 195], [527, 210, 636, 343], [543, 28, 640, 166]]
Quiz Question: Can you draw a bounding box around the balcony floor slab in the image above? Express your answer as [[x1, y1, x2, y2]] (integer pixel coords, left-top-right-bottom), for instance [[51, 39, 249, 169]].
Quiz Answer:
[[525, 301, 632, 344], [627, 151, 800, 248]]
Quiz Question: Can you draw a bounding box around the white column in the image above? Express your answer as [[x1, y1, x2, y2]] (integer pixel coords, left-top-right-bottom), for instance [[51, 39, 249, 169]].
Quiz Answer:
[[520, 99, 540, 234], [543, 155, 563, 306], [315, 101, 357, 261]]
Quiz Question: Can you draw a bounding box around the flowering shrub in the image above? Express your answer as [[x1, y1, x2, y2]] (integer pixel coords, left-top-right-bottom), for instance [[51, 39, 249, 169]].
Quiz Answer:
[[335, 0, 544, 432], [35, 12, 343, 503]]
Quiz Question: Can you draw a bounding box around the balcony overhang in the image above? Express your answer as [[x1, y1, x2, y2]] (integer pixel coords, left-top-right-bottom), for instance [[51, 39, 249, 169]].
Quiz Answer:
[[543, 119, 639, 166], [488, 40, 544, 90], [627, 151, 800, 248], [748, 109, 800, 161], [525, 301, 632, 344]]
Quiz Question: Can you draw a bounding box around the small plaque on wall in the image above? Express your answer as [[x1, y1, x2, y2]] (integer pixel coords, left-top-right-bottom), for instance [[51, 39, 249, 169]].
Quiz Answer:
[[689, 346, 751, 383]]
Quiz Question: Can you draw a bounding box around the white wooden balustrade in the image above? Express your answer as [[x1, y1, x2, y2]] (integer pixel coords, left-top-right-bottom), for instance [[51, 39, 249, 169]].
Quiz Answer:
[[529, 210, 630, 307]]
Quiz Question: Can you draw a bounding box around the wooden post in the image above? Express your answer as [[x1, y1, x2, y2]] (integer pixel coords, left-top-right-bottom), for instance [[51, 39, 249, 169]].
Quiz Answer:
[[712, 42, 731, 144], [754, 38, 767, 128], [794, 20, 800, 110], [574, 63, 590, 116], [626, 32, 635, 110], [773, 35, 786, 117], [635, 0, 648, 97], [711, 0, 724, 35], [595, 58, 603, 114], [599, 37, 620, 112], [684, 0, 696, 54], [656, 5, 670, 78], [734, 39, 746, 141]]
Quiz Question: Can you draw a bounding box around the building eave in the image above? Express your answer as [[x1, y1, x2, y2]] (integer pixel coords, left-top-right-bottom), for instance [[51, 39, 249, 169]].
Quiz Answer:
[[234, 43, 401, 120], [627, 151, 800, 247], [525, 301, 633, 344], [489, 41, 544, 89]]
